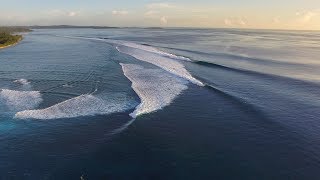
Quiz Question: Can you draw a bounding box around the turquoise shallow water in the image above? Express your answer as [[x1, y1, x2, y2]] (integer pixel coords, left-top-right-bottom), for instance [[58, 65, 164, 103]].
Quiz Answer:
[[0, 28, 320, 179]]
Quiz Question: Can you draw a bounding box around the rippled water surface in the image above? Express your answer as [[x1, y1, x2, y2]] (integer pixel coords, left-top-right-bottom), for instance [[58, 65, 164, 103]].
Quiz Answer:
[[0, 28, 320, 179]]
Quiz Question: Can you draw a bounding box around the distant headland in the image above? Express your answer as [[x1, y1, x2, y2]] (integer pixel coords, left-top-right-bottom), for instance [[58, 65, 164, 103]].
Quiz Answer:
[[27, 25, 164, 29], [29, 25, 120, 29], [0, 27, 32, 49], [0, 25, 166, 49]]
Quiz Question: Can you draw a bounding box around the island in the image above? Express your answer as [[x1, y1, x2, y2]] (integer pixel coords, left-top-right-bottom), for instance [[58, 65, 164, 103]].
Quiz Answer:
[[0, 27, 31, 49]]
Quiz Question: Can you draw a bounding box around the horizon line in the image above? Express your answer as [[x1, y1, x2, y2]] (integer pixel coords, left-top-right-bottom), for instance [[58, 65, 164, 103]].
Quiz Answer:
[[2, 25, 320, 32]]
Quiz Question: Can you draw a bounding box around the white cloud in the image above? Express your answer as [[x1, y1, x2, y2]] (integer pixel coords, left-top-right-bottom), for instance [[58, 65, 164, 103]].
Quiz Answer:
[[145, 2, 175, 18], [147, 3, 175, 9], [46, 10, 79, 17], [145, 2, 176, 25], [160, 16, 168, 25], [68, 12, 77, 17], [273, 17, 280, 23], [296, 9, 320, 23], [112, 10, 128, 16], [238, 18, 246, 26], [224, 19, 232, 26], [224, 17, 247, 26], [47, 9, 65, 17], [145, 10, 159, 17]]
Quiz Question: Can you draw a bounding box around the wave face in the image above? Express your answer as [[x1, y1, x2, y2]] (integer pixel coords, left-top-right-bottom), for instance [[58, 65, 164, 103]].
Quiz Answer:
[[64, 36, 202, 86], [120, 63, 188, 118], [0, 89, 42, 111], [15, 93, 132, 120]]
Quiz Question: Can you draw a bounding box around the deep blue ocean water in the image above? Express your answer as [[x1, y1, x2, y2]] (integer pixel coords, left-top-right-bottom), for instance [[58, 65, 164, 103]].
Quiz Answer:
[[0, 28, 320, 179]]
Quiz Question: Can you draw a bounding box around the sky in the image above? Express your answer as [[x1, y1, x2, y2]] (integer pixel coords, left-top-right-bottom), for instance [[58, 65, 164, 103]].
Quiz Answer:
[[0, 0, 320, 30]]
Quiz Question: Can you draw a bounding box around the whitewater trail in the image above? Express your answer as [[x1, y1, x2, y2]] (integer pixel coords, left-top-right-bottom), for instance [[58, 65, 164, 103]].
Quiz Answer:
[[15, 93, 134, 120], [91, 36, 203, 117], [120, 63, 188, 118], [114, 41, 204, 117], [42, 36, 203, 119]]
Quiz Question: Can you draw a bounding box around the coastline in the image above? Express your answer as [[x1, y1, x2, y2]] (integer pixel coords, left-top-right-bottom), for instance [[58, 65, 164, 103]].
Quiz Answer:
[[0, 36, 23, 50]]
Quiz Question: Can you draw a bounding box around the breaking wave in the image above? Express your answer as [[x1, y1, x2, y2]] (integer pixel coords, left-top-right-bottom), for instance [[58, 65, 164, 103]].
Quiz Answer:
[[117, 46, 203, 86], [116, 41, 191, 61], [63, 36, 191, 61], [120, 63, 188, 118], [15, 93, 134, 120], [62, 36, 203, 85], [0, 89, 42, 111]]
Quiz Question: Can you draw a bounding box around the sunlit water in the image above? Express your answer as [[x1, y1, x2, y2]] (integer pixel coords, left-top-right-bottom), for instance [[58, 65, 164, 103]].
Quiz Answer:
[[1, 28, 320, 179]]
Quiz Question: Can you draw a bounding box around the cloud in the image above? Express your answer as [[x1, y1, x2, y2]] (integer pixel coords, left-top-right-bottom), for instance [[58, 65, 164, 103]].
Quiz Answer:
[[144, 10, 159, 17], [273, 17, 280, 23], [224, 19, 232, 26], [68, 12, 77, 17], [224, 17, 247, 26], [238, 18, 246, 26], [46, 9, 79, 17], [46, 9, 65, 17], [160, 16, 168, 25], [112, 10, 128, 16], [144, 3, 171, 25], [147, 3, 175, 9], [296, 9, 320, 23], [145, 2, 176, 25]]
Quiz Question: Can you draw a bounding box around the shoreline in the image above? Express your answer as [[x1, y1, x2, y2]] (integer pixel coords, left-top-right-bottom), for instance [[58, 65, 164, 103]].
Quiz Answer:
[[0, 36, 23, 50]]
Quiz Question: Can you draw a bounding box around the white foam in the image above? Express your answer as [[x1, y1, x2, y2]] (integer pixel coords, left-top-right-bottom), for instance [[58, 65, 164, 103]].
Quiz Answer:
[[0, 89, 42, 111], [120, 63, 188, 118], [117, 46, 204, 86], [13, 79, 30, 85], [15, 93, 132, 120], [13, 79, 32, 90]]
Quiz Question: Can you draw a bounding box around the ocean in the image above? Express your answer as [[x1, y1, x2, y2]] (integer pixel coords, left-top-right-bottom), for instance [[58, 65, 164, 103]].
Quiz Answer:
[[0, 28, 320, 179]]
